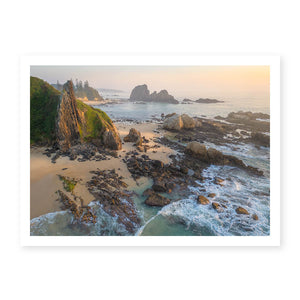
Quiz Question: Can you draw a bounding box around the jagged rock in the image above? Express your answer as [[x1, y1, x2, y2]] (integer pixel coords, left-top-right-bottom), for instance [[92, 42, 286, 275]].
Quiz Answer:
[[197, 195, 210, 205], [145, 193, 171, 206], [236, 207, 249, 215], [56, 81, 81, 151], [129, 84, 150, 101], [185, 141, 263, 176], [129, 84, 179, 104], [208, 193, 216, 198], [102, 127, 122, 150], [123, 128, 142, 146]]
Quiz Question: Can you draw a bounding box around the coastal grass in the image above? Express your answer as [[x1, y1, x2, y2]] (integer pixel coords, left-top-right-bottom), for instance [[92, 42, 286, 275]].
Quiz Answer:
[[30, 76, 61, 144], [76, 100, 113, 141], [58, 175, 77, 193]]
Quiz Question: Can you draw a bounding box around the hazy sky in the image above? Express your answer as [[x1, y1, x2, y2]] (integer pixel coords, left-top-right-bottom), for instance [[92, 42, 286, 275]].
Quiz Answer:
[[31, 65, 270, 101]]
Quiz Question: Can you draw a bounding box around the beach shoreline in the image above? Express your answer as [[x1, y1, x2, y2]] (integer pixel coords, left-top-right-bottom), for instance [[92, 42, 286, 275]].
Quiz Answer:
[[30, 121, 175, 219]]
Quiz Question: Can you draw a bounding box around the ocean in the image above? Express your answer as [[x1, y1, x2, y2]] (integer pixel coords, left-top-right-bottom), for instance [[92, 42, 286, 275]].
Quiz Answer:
[[30, 93, 270, 236]]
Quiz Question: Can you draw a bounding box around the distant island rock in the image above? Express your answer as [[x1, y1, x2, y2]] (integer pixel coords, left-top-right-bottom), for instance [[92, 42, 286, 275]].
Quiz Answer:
[[129, 84, 179, 104], [195, 98, 224, 103]]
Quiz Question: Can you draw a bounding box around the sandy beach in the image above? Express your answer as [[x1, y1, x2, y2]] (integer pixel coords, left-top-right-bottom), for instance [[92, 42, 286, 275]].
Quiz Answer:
[[30, 122, 175, 219]]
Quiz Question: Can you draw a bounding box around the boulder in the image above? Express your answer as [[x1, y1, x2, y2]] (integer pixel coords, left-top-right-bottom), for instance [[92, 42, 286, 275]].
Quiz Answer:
[[181, 114, 196, 129], [236, 206, 249, 215], [252, 214, 259, 220], [208, 193, 216, 198], [163, 114, 183, 130], [145, 193, 171, 206], [123, 128, 142, 146], [197, 195, 210, 205]]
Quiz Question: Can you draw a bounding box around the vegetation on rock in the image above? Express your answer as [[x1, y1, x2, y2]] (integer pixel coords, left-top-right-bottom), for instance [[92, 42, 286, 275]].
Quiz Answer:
[[30, 76, 61, 144]]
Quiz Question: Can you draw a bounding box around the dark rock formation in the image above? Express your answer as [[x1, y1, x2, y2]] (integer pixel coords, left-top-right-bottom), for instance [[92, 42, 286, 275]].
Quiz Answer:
[[145, 192, 171, 207], [102, 128, 122, 150], [185, 141, 264, 176], [250, 132, 270, 147], [123, 128, 142, 146], [87, 169, 141, 233], [129, 84, 179, 104], [195, 98, 224, 103], [197, 195, 210, 205], [236, 207, 249, 215]]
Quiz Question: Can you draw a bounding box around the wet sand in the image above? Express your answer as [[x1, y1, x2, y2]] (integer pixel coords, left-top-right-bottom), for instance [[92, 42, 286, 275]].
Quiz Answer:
[[30, 122, 175, 219]]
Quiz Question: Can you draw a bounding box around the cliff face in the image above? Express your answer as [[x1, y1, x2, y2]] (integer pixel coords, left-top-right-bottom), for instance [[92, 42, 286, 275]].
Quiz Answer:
[[129, 84, 179, 104], [31, 77, 122, 150], [56, 81, 82, 151]]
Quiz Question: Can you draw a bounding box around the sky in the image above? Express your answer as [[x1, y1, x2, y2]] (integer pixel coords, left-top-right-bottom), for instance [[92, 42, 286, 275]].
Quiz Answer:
[[31, 65, 270, 102]]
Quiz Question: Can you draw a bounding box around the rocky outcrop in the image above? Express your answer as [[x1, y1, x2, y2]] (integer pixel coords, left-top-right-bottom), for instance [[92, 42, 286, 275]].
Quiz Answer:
[[251, 132, 270, 147], [129, 84, 179, 104], [56, 80, 121, 151], [163, 113, 201, 131], [123, 128, 142, 146], [185, 141, 263, 176], [196, 98, 224, 103], [56, 81, 82, 151]]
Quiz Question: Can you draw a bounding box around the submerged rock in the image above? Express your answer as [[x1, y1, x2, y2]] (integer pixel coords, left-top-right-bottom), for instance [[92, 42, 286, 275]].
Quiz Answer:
[[145, 193, 171, 206]]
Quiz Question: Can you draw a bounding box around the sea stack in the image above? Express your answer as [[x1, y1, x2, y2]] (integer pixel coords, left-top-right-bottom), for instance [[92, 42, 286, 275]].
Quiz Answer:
[[56, 81, 82, 151], [129, 84, 179, 104]]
